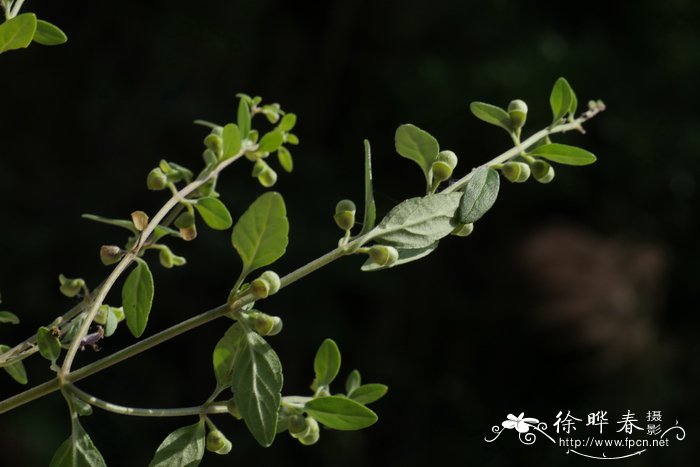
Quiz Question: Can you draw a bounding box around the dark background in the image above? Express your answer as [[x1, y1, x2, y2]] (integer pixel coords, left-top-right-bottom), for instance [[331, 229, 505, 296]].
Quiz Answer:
[[1, 0, 698, 465]]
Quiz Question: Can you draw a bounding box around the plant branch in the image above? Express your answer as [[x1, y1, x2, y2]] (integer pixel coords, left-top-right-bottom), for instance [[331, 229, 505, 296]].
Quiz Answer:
[[67, 384, 229, 417]]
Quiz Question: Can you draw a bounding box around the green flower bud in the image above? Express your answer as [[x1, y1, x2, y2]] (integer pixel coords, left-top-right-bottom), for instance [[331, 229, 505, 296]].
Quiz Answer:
[[179, 224, 197, 242], [257, 167, 278, 188], [297, 418, 320, 446], [227, 399, 242, 419], [58, 274, 85, 298], [146, 168, 168, 191], [501, 161, 530, 183], [250, 312, 283, 336], [508, 99, 528, 130], [206, 430, 232, 455], [431, 160, 453, 183], [100, 245, 124, 266], [334, 199, 356, 231], [451, 222, 474, 237], [289, 415, 308, 438], [368, 245, 399, 267], [436, 150, 458, 170], [158, 245, 186, 268], [259, 271, 281, 295], [131, 210, 149, 232], [252, 159, 267, 177], [250, 278, 271, 299], [204, 134, 223, 158], [531, 160, 555, 184], [174, 212, 195, 229]]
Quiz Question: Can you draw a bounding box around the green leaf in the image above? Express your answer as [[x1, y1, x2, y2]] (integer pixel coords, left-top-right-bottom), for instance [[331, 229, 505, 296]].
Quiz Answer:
[[222, 123, 241, 159], [37, 326, 61, 362], [121, 259, 154, 338], [345, 370, 361, 394], [530, 143, 596, 166], [469, 102, 512, 133], [550, 77, 575, 124], [394, 124, 440, 184], [212, 322, 244, 389], [231, 192, 289, 275], [348, 384, 388, 404], [0, 344, 27, 384], [82, 214, 180, 241], [456, 167, 500, 224], [359, 139, 377, 236], [103, 308, 119, 337], [0, 13, 37, 54], [258, 131, 283, 153], [312, 339, 341, 389], [304, 396, 378, 430], [194, 197, 233, 230], [278, 113, 297, 132], [50, 418, 106, 467], [372, 192, 462, 249], [148, 421, 205, 467], [33, 19, 67, 46], [237, 97, 251, 139], [277, 146, 293, 173], [231, 328, 283, 447], [361, 241, 439, 272], [0, 311, 19, 324]]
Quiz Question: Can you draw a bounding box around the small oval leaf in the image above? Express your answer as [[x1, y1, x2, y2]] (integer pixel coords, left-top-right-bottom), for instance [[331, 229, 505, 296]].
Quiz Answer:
[[550, 77, 575, 124], [148, 421, 205, 467], [237, 98, 251, 139], [0, 311, 19, 324], [277, 146, 293, 173], [257, 131, 284, 153], [348, 383, 388, 405], [372, 192, 462, 249], [278, 113, 297, 132], [304, 396, 378, 430], [212, 322, 244, 389], [530, 143, 596, 166], [394, 124, 440, 183], [0, 344, 27, 384], [122, 259, 154, 338], [33, 19, 67, 46], [313, 339, 341, 388], [222, 123, 241, 159], [195, 197, 233, 230], [0, 13, 37, 54], [37, 326, 61, 362], [231, 192, 289, 275], [469, 102, 512, 133], [50, 418, 107, 467], [457, 167, 500, 224], [231, 329, 283, 447]]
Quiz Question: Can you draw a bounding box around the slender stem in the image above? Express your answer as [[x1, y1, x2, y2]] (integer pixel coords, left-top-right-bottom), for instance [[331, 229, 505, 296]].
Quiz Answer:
[[10, 0, 25, 19], [67, 384, 229, 417]]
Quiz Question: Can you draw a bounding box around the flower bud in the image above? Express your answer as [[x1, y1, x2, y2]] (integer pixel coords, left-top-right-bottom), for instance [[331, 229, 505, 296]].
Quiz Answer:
[[249, 312, 283, 336], [288, 415, 308, 438], [431, 160, 453, 183], [334, 199, 356, 231], [179, 225, 197, 242], [146, 168, 168, 191], [174, 212, 195, 229], [58, 274, 85, 298], [508, 99, 528, 130], [206, 430, 232, 455], [158, 246, 186, 268], [451, 222, 474, 237], [250, 278, 271, 299], [297, 418, 320, 446], [368, 245, 399, 267], [227, 399, 242, 419], [436, 150, 458, 170], [259, 271, 281, 295], [204, 134, 223, 158], [531, 160, 555, 184], [501, 161, 530, 183], [100, 245, 124, 265], [131, 211, 149, 232], [257, 167, 278, 188]]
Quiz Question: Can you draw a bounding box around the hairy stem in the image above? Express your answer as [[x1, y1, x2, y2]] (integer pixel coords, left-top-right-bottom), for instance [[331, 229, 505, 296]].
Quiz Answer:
[[67, 384, 229, 417]]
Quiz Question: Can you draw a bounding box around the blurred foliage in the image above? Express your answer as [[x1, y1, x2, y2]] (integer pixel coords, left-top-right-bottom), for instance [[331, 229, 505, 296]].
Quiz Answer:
[[1, 0, 698, 465]]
